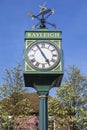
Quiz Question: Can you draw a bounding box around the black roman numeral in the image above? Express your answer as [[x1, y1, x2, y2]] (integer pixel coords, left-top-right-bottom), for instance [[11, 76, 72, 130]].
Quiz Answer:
[[51, 49, 55, 52], [51, 59, 56, 62], [32, 48, 36, 52], [41, 43, 45, 48], [30, 54, 34, 57], [42, 64, 45, 69], [53, 54, 57, 57], [35, 62, 40, 67], [31, 58, 35, 63]]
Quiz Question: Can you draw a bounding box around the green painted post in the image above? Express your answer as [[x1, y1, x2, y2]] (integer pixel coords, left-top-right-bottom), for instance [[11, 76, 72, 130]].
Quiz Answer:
[[39, 93, 48, 130], [36, 86, 50, 130]]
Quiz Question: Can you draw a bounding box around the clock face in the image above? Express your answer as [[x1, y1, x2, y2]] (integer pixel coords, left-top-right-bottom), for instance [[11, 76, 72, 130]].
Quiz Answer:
[[26, 41, 60, 71]]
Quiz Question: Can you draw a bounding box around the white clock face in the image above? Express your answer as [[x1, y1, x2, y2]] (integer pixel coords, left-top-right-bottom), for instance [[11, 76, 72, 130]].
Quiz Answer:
[[27, 41, 60, 71]]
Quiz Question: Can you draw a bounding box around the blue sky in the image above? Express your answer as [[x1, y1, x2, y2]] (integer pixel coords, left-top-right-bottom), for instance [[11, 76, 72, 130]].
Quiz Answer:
[[0, 0, 87, 96]]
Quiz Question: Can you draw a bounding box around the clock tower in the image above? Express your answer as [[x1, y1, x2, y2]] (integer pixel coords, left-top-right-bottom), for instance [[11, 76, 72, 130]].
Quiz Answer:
[[23, 4, 64, 130]]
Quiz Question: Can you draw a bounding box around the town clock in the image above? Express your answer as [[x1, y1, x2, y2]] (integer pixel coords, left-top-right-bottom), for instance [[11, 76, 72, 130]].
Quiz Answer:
[[26, 40, 60, 71], [23, 5, 64, 130], [24, 29, 63, 88]]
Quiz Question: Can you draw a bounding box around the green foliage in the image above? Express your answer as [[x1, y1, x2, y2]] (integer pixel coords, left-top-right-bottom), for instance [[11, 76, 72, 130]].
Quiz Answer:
[[0, 103, 10, 129], [56, 65, 87, 130], [0, 64, 25, 98], [48, 66, 87, 130], [0, 92, 35, 129], [64, 66, 87, 101], [48, 98, 68, 119], [1, 92, 34, 116], [48, 98, 72, 130], [56, 84, 76, 108], [75, 108, 87, 130], [0, 64, 32, 129], [15, 98, 34, 115]]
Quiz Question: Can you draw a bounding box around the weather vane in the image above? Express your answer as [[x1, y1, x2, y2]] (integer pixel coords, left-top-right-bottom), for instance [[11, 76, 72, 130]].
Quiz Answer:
[[28, 3, 56, 30]]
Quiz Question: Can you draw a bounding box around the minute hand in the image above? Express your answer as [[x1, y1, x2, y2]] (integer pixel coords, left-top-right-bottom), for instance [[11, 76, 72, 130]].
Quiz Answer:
[[37, 45, 49, 63]]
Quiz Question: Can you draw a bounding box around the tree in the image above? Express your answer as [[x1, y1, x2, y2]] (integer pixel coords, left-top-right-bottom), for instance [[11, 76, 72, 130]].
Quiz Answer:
[[56, 84, 79, 129], [56, 65, 87, 130], [48, 66, 87, 130], [76, 107, 87, 130], [63, 65, 87, 108], [48, 98, 70, 130], [0, 64, 25, 98], [0, 92, 36, 129], [1, 92, 35, 116], [0, 102, 9, 130], [0, 64, 30, 129]]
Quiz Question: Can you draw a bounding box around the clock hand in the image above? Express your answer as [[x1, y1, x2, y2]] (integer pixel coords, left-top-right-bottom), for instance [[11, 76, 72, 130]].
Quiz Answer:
[[36, 45, 49, 64]]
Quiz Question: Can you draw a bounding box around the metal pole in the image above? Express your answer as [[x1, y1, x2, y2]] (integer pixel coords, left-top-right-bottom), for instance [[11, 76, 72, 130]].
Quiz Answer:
[[38, 93, 48, 130]]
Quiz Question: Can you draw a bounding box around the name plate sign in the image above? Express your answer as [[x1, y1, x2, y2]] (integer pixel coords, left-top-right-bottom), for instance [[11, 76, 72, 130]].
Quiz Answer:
[[25, 30, 62, 40]]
